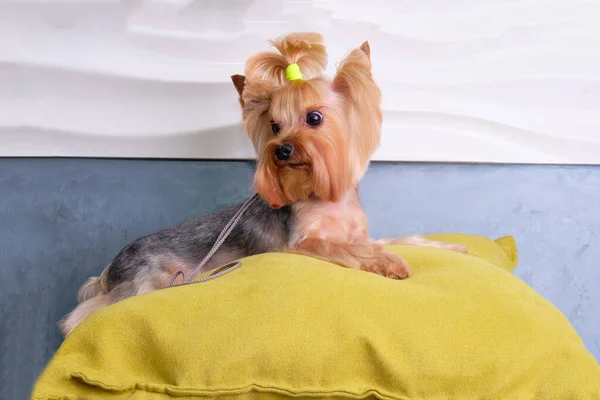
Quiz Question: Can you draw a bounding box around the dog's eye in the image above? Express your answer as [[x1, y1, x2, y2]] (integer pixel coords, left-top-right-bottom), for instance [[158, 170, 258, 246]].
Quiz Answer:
[[306, 111, 323, 127], [270, 121, 280, 135]]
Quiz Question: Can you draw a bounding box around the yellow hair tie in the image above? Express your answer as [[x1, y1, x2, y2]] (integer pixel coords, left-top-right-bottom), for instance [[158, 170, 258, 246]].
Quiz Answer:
[[285, 63, 303, 82]]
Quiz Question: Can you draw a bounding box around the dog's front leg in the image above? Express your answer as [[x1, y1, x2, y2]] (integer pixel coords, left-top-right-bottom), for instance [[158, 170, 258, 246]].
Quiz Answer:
[[289, 238, 412, 279], [377, 236, 468, 254]]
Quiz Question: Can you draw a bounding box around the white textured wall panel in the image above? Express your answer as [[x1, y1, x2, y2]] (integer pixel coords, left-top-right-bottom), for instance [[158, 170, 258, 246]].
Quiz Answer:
[[1, 0, 599, 163]]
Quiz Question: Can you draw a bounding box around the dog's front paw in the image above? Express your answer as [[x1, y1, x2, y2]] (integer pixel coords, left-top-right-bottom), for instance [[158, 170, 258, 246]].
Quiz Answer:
[[360, 250, 412, 280]]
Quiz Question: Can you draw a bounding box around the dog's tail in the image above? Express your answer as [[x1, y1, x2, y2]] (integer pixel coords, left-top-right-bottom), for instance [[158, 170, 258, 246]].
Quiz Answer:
[[59, 264, 112, 336], [59, 293, 112, 336], [245, 32, 327, 84], [77, 263, 111, 303]]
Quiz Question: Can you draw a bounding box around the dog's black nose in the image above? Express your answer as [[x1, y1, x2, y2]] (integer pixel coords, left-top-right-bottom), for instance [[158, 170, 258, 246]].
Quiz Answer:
[[275, 144, 294, 161]]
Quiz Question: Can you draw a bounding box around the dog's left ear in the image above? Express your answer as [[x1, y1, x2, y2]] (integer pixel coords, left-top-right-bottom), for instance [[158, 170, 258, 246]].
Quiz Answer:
[[231, 74, 246, 96], [359, 41, 370, 60], [332, 41, 374, 97]]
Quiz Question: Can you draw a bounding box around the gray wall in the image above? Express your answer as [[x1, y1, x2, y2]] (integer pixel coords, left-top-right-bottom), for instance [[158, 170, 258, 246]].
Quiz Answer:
[[1, 158, 598, 399]]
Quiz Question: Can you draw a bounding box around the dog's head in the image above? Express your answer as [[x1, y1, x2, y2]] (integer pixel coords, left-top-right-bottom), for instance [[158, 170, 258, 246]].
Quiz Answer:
[[232, 32, 382, 208]]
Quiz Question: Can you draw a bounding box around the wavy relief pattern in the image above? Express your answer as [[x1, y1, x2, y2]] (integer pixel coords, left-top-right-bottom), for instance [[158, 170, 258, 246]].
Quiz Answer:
[[0, 0, 599, 162]]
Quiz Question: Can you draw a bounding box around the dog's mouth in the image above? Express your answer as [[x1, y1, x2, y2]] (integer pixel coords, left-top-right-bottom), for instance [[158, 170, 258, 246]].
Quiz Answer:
[[277, 162, 310, 168], [267, 162, 312, 209]]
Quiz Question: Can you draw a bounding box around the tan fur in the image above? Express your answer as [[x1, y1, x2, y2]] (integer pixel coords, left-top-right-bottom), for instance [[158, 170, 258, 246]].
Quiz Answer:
[[58, 294, 111, 336], [61, 270, 162, 336], [234, 32, 467, 279], [245, 32, 327, 85], [378, 236, 469, 254], [289, 188, 368, 246], [288, 189, 412, 279], [77, 263, 110, 303], [293, 238, 412, 279]]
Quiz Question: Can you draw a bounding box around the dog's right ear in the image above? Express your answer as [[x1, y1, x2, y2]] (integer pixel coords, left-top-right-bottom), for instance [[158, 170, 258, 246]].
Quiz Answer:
[[231, 74, 246, 96]]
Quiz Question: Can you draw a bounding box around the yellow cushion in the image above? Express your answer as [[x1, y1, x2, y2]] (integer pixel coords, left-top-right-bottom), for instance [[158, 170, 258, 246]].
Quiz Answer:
[[32, 234, 600, 400]]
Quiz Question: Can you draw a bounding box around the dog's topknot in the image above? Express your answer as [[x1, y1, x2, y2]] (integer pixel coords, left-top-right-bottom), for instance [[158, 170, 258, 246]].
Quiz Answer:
[[245, 32, 327, 85]]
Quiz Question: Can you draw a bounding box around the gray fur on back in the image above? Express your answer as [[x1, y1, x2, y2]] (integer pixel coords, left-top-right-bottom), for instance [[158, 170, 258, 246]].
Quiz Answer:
[[106, 197, 292, 288]]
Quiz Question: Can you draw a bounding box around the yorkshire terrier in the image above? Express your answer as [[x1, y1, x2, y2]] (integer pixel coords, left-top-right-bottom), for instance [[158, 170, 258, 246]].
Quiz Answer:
[[59, 32, 466, 336]]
